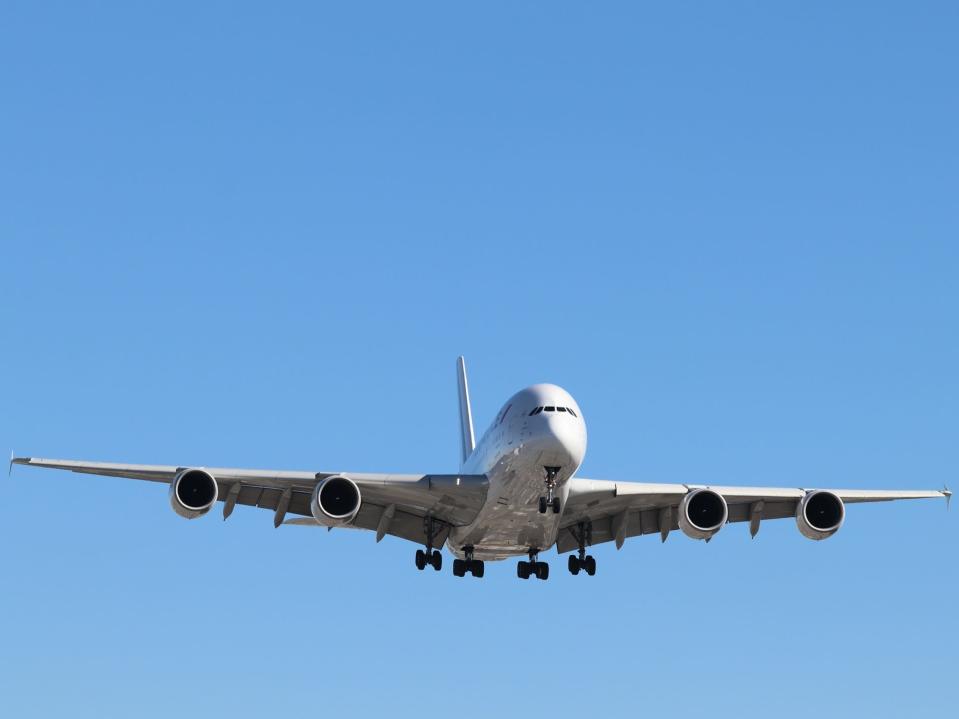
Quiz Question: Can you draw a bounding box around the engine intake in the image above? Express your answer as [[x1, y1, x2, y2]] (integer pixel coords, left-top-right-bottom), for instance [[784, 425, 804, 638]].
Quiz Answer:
[[311, 475, 361, 525], [169, 469, 218, 519], [679, 488, 728, 540], [796, 490, 844, 540]]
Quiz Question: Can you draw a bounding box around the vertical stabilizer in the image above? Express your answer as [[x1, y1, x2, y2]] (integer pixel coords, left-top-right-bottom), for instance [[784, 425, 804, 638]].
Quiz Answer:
[[456, 356, 476, 466]]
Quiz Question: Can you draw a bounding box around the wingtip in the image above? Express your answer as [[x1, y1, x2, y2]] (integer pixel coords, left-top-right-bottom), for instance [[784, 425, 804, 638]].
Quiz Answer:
[[943, 485, 952, 510], [8, 455, 33, 476]]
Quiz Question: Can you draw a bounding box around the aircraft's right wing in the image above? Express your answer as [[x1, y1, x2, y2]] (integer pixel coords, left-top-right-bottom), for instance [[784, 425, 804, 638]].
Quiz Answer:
[[11, 457, 489, 547], [557, 477, 950, 552]]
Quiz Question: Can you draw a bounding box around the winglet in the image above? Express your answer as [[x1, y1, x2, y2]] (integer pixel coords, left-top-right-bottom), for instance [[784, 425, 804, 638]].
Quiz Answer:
[[943, 485, 952, 511], [8, 451, 13, 477]]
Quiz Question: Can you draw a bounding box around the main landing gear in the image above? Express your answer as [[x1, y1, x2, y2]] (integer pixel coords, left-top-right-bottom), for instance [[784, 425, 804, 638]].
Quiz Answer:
[[415, 516, 443, 572], [568, 521, 597, 576], [416, 548, 442, 571], [517, 549, 549, 580], [452, 546, 485, 578], [538, 466, 561, 514]]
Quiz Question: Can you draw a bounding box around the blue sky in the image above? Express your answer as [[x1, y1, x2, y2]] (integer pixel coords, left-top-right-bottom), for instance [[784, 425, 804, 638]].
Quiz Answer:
[[1, 2, 956, 716]]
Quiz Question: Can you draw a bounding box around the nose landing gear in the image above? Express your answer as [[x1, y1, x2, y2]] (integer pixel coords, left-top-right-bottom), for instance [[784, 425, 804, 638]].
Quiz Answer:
[[452, 546, 484, 578], [517, 549, 549, 580], [539, 466, 562, 514], [568, 521, 597, 576]]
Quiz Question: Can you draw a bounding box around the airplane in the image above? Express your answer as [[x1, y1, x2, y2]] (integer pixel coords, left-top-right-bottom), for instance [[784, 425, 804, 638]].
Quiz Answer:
[[11, 357, 951, 580]]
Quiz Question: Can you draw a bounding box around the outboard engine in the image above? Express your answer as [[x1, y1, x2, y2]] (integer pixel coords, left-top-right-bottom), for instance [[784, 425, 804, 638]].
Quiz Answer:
[[796, 490, 845, 540], [311, 475, 361, 525], [169, 469, 218, 519], [679, 488, 728, 540]]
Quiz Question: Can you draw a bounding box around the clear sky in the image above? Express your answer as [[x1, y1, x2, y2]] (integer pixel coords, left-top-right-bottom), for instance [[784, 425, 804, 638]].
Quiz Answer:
[[1, 2, 956, 717]]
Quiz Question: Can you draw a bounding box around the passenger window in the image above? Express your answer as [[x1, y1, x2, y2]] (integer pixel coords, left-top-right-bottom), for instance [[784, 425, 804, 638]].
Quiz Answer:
[[544, 406, 555, 412]]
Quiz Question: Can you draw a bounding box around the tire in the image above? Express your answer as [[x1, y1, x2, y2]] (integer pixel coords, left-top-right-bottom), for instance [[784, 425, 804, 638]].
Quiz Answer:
[[431, 550, 443, 571], [415, 549, 426, 571], [551, 498, 561, 514], [538, 497, 547, 514], [517, 561, 530, 579], [453, 558, 466, 577], [535, 562, 549, 580], [471, 560, 485, 578], [585, 555, 596, 576], [568, 555, 580, 575]]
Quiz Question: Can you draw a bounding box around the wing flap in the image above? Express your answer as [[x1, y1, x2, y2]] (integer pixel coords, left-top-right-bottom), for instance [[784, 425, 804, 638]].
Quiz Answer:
[[283, 505, 453, 546]]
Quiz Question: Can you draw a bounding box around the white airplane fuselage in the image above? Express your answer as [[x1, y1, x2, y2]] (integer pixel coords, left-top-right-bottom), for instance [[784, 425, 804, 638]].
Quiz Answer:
[[449, 384, 586, 560]]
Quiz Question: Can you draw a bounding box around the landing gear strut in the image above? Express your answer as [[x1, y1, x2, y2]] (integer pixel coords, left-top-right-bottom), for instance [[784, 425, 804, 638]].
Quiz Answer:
[[517, 549, 549, 580], [452, 546, 484, 578], [538, 466, 562, 514], [568, 521, 596, 576], [415, 516, 443, 572]]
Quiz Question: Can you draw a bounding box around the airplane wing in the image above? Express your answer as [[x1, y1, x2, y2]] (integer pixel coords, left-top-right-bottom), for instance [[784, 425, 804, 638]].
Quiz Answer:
[[10, 457, 488, 547], [557, 477, 950, 553]]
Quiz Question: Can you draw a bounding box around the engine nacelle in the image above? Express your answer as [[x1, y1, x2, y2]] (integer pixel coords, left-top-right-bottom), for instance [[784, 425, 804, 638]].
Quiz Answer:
[[796, 490, 844, 540], [311, 475, 361, 525], [679, 488, 728, 540], [169, 469, 218, 519]]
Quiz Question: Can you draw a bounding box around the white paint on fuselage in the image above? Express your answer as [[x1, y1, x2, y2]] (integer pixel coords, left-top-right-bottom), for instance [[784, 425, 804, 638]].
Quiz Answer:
[[448, 384, 587, 560]]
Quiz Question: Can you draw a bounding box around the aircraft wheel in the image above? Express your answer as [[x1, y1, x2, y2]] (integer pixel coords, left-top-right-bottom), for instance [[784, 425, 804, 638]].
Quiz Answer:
[[517, 561, 531, 579], [551, 498, 561, 514], [535, 562, 549, 580], [584, 555, 596, 576], [568, 555, 580, 575], [453, 558, 466, 577], [430, 550, 443, 571], [538, 497, 547, 514], [415, 549, 427, 571], [470, 560, 485, 578]]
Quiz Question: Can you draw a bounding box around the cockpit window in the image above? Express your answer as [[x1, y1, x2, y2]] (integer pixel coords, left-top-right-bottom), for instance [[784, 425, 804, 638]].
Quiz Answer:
[[529, 405, 578, 417]]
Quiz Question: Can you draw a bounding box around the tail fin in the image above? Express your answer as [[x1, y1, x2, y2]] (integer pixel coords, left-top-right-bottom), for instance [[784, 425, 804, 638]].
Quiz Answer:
[[456, 356, 476, 465]]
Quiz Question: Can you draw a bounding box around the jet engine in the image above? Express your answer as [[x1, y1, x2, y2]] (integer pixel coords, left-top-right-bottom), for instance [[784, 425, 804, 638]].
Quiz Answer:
[[311, 475, 361, 525], [169, 469, 219, 519], [796, 490, 844, 540], [679, 488, 728, 540]]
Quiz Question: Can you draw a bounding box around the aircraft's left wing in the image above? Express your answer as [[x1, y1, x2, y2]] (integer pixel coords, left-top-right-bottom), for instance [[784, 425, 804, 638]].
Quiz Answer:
[[557, 477, 949, 553], [11, 457, 488, 547]]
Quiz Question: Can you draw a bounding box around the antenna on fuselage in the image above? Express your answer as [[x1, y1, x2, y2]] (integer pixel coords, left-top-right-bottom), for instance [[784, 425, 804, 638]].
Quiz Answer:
[[456, 356, 476, 466]]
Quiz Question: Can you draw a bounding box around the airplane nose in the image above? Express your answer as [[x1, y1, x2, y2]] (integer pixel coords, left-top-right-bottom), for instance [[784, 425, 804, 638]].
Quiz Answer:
[[537, 413, 586, 469]]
